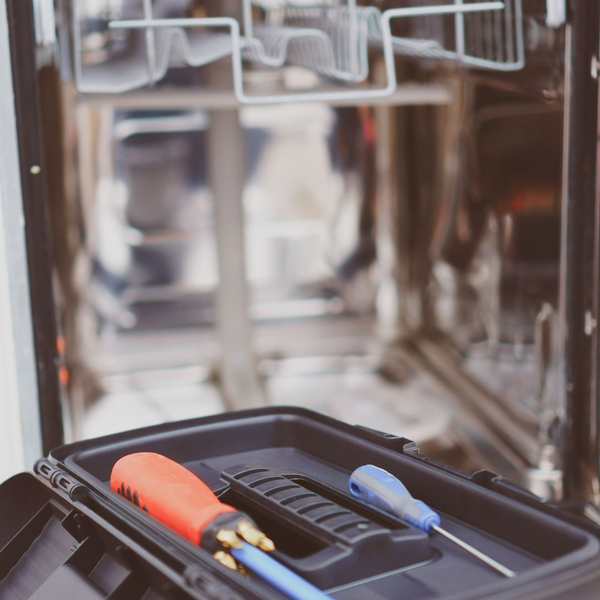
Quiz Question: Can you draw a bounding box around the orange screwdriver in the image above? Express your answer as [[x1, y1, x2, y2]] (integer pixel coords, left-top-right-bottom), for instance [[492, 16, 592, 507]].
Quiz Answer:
[[111, 452, 274, 556], [111, 453, 331, 600]]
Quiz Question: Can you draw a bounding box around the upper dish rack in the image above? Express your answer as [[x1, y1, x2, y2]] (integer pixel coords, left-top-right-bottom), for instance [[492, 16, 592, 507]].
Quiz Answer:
[[71, 0, 524, 103]]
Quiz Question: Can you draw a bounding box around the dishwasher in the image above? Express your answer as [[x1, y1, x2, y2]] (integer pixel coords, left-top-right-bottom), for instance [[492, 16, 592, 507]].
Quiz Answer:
[[1, 0, 600, 598]]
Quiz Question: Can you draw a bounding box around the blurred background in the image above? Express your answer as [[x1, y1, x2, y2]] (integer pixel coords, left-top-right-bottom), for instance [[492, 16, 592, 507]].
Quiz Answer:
[[5, 0, 599, 514], [45, 0, 566, 497]]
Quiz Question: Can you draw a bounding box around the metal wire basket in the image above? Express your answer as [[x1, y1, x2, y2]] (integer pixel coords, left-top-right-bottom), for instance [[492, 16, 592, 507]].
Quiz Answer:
[[71, 0, 524, 101], [375, 0, 524, 71]]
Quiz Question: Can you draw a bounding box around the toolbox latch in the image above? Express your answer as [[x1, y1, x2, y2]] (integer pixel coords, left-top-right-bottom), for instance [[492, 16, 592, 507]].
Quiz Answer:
[[34, 458, 89, 501]]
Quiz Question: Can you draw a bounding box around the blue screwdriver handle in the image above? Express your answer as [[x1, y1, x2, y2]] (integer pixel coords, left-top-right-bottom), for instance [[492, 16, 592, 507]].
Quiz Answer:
[[349, 465, 440, 532], [349, 466, 517, 579]]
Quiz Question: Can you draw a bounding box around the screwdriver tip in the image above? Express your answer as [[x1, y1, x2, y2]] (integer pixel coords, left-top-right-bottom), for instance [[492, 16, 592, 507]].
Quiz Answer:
[[258, 537, 275, 552], [213, 551, 237, 571], [258, 537, 276, 552], [237, 520, 276, 552], [216, 528, 244, 549]]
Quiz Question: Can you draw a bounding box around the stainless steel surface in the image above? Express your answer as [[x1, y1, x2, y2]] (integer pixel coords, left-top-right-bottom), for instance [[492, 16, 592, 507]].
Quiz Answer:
[[560, 5, 600, 505], [416, 338, 545, 467], [380, 79, 567, 496], [383, 341, 528, 484]]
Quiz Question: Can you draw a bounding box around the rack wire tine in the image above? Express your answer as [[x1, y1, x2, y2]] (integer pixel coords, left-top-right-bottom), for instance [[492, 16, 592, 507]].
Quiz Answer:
[[142, 0, 156, 86]]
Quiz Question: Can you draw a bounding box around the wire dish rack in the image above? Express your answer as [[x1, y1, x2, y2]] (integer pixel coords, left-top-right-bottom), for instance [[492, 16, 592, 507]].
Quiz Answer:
[[71, 0, 524, 103]]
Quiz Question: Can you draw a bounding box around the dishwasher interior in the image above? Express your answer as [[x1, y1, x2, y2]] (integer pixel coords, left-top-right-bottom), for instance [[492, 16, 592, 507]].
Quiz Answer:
[[37, 0, 577, 504]]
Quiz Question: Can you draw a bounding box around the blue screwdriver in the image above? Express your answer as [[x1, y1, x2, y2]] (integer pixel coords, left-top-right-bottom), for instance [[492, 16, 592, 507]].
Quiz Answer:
[[349, 465, 516, 578]]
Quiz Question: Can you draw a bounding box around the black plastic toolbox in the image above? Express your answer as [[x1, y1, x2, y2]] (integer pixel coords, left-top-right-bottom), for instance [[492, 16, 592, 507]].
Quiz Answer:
[[1, 407, 600, 599]]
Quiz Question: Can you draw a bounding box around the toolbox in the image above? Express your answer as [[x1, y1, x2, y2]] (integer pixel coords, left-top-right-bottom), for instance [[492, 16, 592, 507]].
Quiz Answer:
[[1, 407, 600, 600]]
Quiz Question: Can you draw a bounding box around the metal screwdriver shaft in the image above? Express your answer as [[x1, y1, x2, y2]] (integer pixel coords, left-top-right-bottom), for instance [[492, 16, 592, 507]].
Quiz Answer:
[[349, 465, 516, 578], [431, 525, 515, 578]]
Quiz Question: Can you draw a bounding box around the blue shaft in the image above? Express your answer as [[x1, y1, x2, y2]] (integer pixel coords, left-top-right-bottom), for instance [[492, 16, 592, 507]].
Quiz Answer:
[[231, 542, 330, 600]]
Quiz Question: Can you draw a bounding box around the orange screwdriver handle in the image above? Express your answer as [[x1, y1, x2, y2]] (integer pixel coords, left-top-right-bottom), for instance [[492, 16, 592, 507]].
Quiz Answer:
[[110, 452, 237, 546]]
